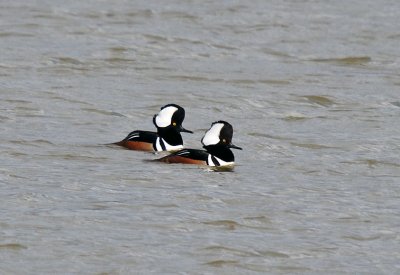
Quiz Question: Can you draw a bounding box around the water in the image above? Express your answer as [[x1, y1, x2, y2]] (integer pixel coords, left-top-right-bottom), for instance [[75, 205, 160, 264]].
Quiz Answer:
[[1, 0, 400, 273]]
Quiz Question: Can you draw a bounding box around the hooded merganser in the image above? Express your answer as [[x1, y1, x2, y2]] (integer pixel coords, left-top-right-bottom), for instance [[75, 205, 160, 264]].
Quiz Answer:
[[156, 121, 241, 167], [114, 104, 193, 152]]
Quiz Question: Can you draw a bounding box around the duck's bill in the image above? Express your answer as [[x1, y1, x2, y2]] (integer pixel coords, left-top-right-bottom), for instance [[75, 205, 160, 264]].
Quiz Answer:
[[229, 143, 242, 150], [180, 126, 193, 134]]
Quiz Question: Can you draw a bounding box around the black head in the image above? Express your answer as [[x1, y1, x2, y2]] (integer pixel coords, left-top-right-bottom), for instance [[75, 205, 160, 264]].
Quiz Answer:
[[152, 104, 193, 133], [201, 120, 242, 150]]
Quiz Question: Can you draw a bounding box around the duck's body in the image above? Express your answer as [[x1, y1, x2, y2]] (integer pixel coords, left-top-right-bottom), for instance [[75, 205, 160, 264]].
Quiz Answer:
[[157, 121, 241, 167], [114, 130, 157, 151], [114, 104, 192, 152], [157, 149, 209, 165]]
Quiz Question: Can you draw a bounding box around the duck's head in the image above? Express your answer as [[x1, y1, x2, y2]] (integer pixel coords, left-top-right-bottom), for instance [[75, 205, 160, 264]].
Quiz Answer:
[[153, 104, 193, 133]]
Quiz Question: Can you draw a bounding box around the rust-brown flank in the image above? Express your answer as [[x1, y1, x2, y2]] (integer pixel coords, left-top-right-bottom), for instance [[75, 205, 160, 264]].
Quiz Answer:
[[159, 155, 207, 165], [115, 140, 154, 151]]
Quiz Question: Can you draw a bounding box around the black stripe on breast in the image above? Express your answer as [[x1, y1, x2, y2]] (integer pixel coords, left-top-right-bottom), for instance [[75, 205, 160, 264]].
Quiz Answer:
[[211, 155, 220, 166], [159, 138, 167, 151]]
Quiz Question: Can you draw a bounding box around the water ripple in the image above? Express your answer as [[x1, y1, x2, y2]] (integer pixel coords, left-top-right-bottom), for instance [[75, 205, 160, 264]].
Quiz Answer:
[[0, 243, 28, 250], [310, 56, 372, 66]]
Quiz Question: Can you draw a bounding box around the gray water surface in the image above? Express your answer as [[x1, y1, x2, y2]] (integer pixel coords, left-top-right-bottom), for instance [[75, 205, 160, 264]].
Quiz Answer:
[[1, 0, 400, 274]]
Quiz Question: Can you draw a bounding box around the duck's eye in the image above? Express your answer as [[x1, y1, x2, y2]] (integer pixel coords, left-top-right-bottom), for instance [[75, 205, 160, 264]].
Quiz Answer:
[[222, 139, 226, 143], [172, 122, 177, 126]]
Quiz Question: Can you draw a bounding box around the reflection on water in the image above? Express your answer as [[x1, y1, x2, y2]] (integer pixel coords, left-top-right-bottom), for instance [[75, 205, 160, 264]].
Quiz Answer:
[[1, 0, 400, 273]]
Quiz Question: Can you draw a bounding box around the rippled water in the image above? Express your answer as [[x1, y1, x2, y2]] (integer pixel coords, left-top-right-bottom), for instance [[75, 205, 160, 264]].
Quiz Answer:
[[1, 0, 400, 273]]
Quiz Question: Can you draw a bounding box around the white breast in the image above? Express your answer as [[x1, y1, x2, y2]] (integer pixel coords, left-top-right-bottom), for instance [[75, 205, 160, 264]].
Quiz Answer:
[[155, 137, 184, 152], [207, 154, 234, 167]]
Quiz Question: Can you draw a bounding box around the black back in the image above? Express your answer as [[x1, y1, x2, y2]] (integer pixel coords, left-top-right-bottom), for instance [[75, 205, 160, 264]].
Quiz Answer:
[[172, 149, 209, 161], [124, 130, 158, 143]]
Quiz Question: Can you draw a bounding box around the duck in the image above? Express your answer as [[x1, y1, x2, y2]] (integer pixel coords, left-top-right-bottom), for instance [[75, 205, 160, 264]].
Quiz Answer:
[[156, 120, 241, 167], [114, 104, 192, 151]]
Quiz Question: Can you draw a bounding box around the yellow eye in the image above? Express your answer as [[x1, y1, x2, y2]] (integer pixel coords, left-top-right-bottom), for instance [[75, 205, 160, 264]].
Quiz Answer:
[[222, 139, 226, 143], [172, 122, 177, 126]]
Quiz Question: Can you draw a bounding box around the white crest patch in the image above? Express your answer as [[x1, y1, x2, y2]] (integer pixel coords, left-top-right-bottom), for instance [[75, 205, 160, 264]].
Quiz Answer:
[[155, 106, 178, 128], [202, 123, 224, 146]]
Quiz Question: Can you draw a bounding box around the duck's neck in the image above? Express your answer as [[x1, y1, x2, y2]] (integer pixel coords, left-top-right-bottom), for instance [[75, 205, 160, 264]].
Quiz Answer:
[[157, 127, 183, 146], [203, 145, 234, 162]]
